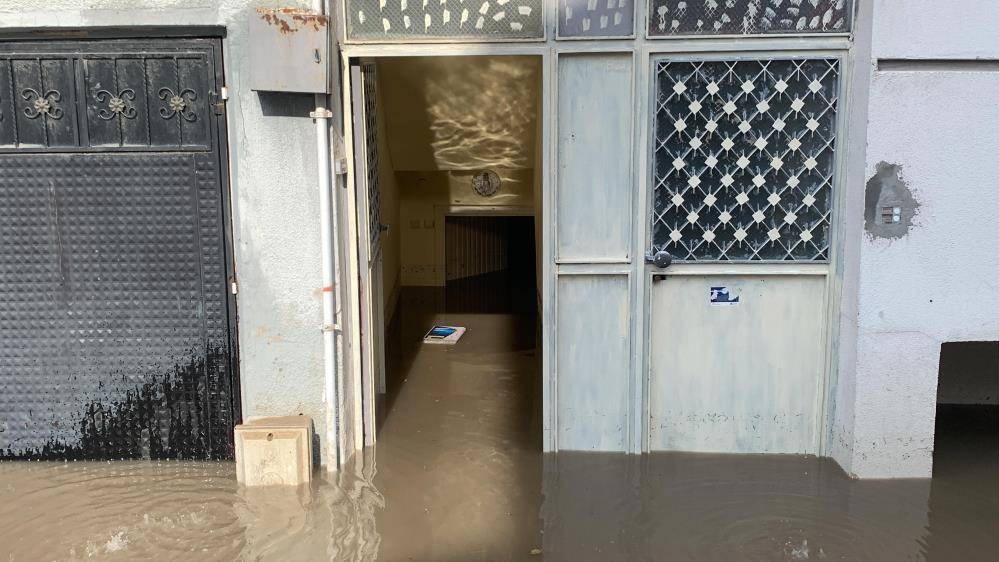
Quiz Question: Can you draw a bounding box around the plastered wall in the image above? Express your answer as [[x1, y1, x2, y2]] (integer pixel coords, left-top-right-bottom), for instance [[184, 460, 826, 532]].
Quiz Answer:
[[0, 0, 332, 463], [833, 0, 999, 478]]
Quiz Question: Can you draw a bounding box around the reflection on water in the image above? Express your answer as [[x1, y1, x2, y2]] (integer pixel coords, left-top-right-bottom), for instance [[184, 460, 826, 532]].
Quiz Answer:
[[3, 442, 999, 561], [0, 455, 384, 561], [3, 272, 999, 561]]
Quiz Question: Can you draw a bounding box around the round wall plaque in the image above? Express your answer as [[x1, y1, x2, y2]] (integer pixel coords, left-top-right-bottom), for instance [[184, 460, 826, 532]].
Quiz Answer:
[[472, 170, 501, 197]]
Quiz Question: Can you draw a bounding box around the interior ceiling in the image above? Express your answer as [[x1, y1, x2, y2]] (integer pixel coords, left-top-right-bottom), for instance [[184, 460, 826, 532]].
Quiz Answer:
[[376, 56, 541, 172]]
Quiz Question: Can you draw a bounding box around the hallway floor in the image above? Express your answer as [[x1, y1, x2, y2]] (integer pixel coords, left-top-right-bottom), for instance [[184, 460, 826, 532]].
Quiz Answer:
[[372, 274, 543, 561]]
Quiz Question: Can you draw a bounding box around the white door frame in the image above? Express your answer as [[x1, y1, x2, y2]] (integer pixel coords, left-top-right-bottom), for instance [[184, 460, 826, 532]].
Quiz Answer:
[[348, 60, 386, 451], [337, 47, 554, 462]]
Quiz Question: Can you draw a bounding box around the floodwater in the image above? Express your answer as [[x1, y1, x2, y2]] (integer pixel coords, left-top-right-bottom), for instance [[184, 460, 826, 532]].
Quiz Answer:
[[3, 277, 999, 560]]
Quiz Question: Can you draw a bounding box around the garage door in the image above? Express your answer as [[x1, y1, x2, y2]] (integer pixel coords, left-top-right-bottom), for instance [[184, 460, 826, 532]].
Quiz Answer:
[[0, 38, 238, 460]]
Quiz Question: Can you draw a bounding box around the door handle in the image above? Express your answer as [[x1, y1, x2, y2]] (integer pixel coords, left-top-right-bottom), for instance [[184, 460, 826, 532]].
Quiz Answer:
[[646, 250, 672, 282], [645, 250, 673, 269]]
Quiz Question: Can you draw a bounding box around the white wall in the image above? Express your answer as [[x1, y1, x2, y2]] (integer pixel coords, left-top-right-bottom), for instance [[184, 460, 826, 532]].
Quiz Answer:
[[835, 0, 999, 478], [0, 0, 332, 463]]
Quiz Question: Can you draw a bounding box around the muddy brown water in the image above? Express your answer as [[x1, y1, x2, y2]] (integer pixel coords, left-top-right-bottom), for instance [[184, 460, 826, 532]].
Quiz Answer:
[[3, 435, 999, 561], [3, 281, 999, 561]]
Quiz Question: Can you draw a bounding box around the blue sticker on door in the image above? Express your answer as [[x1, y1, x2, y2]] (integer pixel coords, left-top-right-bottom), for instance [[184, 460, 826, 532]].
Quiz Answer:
[[710, 286, 740, 307]]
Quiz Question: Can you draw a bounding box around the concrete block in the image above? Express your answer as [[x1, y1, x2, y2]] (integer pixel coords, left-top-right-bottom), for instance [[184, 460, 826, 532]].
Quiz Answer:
[[235, 415, 314, 486]]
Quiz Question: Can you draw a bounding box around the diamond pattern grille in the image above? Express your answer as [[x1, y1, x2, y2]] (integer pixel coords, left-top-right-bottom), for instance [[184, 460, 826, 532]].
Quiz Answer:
[[651, 58, 839, 261]]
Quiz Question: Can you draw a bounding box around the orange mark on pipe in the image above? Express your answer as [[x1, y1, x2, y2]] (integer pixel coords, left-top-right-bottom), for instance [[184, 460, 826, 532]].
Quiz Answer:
[[321, 285, 334, 293]]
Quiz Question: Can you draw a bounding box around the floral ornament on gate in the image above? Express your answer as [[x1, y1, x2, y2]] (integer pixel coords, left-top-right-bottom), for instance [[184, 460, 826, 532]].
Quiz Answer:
[[158, 87, 198, 122], [95, 88, 138, 120], [21, 88, 63, 120]]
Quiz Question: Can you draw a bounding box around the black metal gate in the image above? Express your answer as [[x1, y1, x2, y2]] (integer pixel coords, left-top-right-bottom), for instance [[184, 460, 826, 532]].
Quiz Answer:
[[0, 38, 238, 460]]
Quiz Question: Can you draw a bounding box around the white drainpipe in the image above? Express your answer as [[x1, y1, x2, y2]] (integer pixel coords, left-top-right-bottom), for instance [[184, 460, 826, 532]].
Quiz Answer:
[[313, 0, 339, 469]]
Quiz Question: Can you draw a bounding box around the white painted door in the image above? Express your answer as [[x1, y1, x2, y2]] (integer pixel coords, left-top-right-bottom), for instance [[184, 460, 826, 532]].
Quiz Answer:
[[553, 53, 636, 452], [351, 61, 385, 446], [646, 56, 842, 454]]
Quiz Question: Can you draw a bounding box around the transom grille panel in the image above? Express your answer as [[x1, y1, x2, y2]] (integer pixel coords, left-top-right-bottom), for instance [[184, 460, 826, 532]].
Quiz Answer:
[[345, 0, 544, 40], [648, 0, 852, 37], [650, 58, 840, 261]]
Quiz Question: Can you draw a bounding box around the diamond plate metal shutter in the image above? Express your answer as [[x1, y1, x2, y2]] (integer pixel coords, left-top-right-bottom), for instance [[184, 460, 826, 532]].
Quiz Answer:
[[345, 0, 544, 40], [648, 0, 852, 37], [650, 58, 840, 261], [0, 39, 235, 460]]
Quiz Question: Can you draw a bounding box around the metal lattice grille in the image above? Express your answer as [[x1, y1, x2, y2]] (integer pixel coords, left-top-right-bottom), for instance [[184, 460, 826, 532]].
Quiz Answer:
[[650, 58, 840, 261], [648, 0, 851, 36], [559, 0, 634, 38], [345, 0, 544, 40], [363, 65, 381, 250]]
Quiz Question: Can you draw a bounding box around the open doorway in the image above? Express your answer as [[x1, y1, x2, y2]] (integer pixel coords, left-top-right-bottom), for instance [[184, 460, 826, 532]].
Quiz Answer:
[[925, 341, 999, 556], [348, 55, 544, 457], [933, 341, 999, 476]]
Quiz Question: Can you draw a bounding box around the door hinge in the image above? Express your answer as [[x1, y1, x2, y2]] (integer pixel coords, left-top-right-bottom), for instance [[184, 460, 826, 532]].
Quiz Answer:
[[211, 90, 226, 115], [230, 278, 238, 295]]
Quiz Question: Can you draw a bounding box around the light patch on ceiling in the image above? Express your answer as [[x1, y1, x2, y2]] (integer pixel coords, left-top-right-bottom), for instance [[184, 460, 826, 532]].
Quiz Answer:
[[376, 56, 540, 171]]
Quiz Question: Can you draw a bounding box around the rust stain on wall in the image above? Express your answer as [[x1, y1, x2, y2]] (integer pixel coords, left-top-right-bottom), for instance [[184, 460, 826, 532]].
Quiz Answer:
[[257, 8, 329, 35]]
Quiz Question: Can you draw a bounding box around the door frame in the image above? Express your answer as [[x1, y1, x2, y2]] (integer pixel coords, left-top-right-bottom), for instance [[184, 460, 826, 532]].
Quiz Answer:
[[348, 60, 385, 452], [337, 47, 553, 464]]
